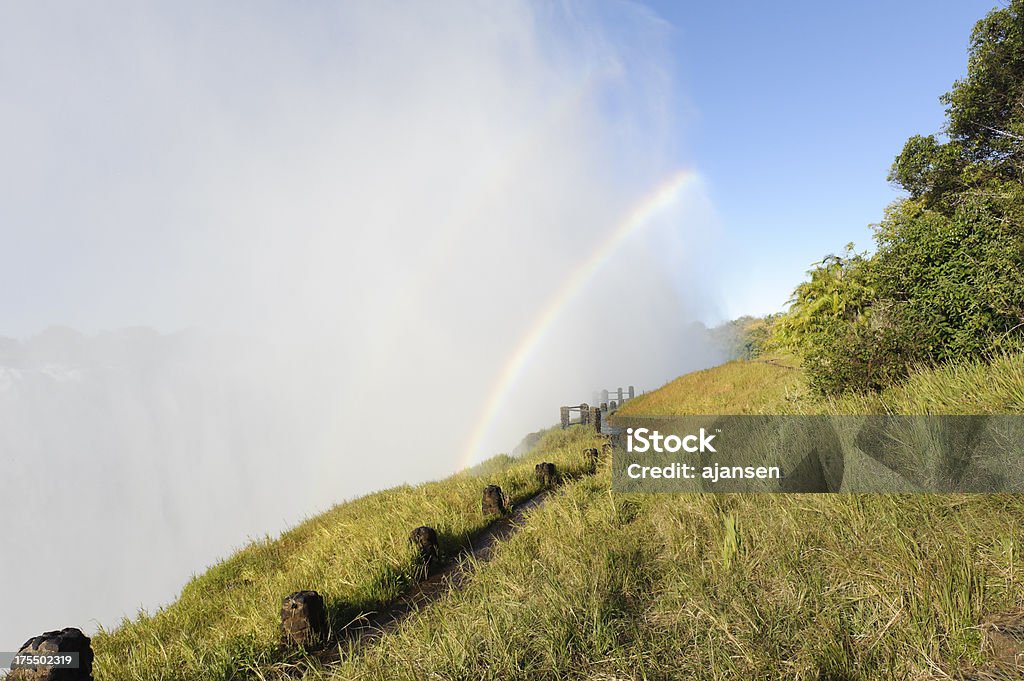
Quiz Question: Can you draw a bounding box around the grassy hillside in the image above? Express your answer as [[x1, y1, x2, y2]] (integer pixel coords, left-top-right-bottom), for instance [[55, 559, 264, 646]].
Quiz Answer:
[[89, 427, 606, 681], [323, 467, 1024, 680], [618, 351, 1024, 417], [822, 352, 1024, 416], [83, 354, 1024, 680], [616, 354, 806, 416], [321, 355, 1024, 680]]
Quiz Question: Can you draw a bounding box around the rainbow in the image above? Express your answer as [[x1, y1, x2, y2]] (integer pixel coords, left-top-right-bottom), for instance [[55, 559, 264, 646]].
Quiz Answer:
[[459, 168, 701, 468]]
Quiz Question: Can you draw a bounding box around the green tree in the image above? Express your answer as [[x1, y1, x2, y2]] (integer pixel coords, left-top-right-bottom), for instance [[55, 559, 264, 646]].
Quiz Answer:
[[776, 2, 1024, 395], [871, 197, 1024, 363], [772, 247, 922, 394], [891, 0, 1024, 207], [944, 0, 1024, 174], [887, 135, 964, 209], [771, 245, 872, 351]]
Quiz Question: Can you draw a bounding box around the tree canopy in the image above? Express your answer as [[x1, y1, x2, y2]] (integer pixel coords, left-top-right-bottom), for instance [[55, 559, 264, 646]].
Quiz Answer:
[[776, 1, 1024, 394]]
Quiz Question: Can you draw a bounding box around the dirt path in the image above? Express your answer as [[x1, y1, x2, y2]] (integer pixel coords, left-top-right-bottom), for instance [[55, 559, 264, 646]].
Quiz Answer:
[[322, 486, 555, 660], [757, 357, 797, 370], [297, 471, 584, 673]]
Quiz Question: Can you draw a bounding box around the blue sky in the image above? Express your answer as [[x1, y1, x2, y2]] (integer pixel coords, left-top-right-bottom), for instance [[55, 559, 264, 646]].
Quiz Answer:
[[640, 0, 1000, 318]]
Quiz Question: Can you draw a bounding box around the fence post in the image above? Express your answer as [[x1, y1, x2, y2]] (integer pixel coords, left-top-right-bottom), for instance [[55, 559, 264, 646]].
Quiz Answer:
[[560, 406, 569, 429], [409, 526, 439, 579], [579, 403, 589, 425], [535, 462, 557, 487], [601, 389, 609, 404], [628, 385, 635, 400], [280, 591, 327, 647], [591, 406, 601, 433], [617, 387, 624, 403], [482, 485, 508, 516]]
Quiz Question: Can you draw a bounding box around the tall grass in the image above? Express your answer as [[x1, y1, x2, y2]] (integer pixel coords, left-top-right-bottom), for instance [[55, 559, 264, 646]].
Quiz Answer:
[[306, 353, 1024, 679], [317, 468, 1024, 680], [619, 351, 1024, 418], [89, 426, 605, 680], [821, 351, 1024, 415], [87, 351, 1024, 679], [616, 354, 807, 417]]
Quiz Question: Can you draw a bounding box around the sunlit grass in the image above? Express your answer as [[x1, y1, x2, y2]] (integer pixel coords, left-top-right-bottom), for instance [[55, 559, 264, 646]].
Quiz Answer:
[[618, 351, 1024, 417], [321, 468, 1024, 680], [304, 352, 1024, 679], [90, 426, 606, 680], [615, 353, 807, 417], [821, 351, 1024, 415], [90, 352, 1024, 680]]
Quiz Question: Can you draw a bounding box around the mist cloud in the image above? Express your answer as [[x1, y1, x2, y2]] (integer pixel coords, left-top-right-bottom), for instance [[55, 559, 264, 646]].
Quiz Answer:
[[0, 1, 722, 647]]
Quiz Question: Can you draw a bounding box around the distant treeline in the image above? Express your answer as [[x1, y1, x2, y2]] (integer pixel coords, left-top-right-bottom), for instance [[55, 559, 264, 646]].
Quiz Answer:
[[732, 1, 1024, 395], [710, 316, 776, 362]]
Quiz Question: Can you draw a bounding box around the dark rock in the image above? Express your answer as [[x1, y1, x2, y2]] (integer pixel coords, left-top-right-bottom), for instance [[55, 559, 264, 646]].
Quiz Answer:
[[409, 526, 439, 578], [9, 627, 93, 681], [482, 484, 507, 516], [280, 590, 326, 647], [534, 462, 557, 487]]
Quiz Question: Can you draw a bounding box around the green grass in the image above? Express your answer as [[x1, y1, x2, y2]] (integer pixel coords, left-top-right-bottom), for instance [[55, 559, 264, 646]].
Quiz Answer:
[[89, 426, 606, 681], [820, 351, 1024, 415], [88, 352, 1024, 680], [616, 354, 807, 417], [619, 351, 1024, 417], [311, 353, 1024, 679], [317, 467, 1024, 680]]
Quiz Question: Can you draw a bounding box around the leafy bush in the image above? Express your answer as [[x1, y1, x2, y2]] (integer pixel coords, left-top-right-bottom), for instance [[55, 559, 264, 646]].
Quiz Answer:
[[871, 196, 1024, 362], [802, 308, 925, 394], [778, 1, 1024, 395]]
